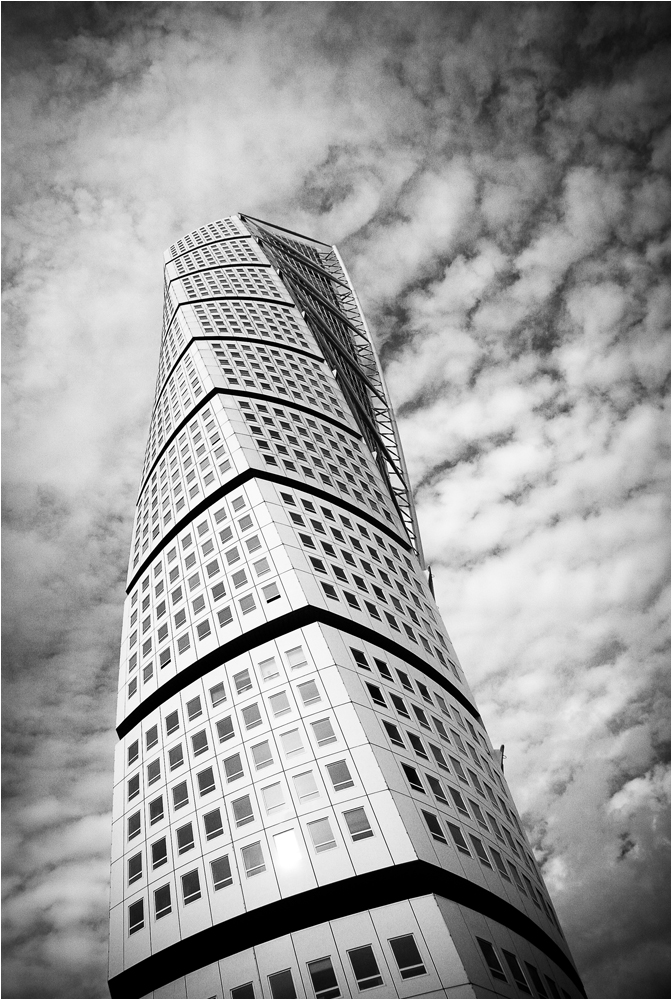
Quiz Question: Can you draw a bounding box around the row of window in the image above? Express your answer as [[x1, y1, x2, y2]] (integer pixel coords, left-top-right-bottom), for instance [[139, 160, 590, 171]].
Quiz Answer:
[[126, 716, 342, 841], [477, 938, 569, 998]]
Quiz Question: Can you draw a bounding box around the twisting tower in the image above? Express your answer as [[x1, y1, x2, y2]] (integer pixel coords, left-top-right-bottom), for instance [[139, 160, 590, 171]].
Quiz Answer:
[[108, 216, 585, 1000]]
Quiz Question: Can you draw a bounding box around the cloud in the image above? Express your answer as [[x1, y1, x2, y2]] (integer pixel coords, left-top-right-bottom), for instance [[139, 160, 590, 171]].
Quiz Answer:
[[2, 4, 669, 998]]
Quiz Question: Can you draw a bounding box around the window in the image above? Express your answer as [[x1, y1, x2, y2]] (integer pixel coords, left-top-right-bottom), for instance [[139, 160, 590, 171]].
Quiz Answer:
[[348, 945, 383, 990], [351, 649, 370, 670], [241, 841, 265, 877], [128, 899, 144, 934], [422, 810, 447, 842], [168, 744, 184, 770], [326, 760, 354, 791], [128, 740, 139, 765], [234, 669, 253, 694], [176, 822, 194, 854], [181, 869, 201, 904], [191, 729, 208, 756], [402, 763, 424, 792], [212, 581, 227, 601], [258, 656, 279, 681], [383, 720, 404, 747], [269, 691, 291, 716], [297, 680, 321, 705], [210, 681, 227, 706], [366, 683, 386, 707], [145, 725, 158, 750], [412, 705, 430, 729], [389, 934, 426, 979], [149, 796, 164, 825], [251, 740, 273, 769], [231, 983, 255, 998], [307, 957, 340, 999], [146, 758, 161, 785], [202, 807, 223, 840], [308, 817, 337, 853], [217, 716, 235, 743], [280, 728, 304, 756], [285, 645, 307, 668], [128, 775, 140, 801], [502, 951, 531, 993], [524, 963, 548, 997], [408, 733, 428, 758], [128, 853, 142, 885], [224, 753, 244, 782], [232, 794, 254, 826], [424, 775, 447, 804], [197, 766, 216, 795], [259, 780, 285, 814], [469, 835, 492, 867], [211, 854, 233, 890], [544, 976, 561, 998], [429, 743, 449, 771], [128, 812, 141, 840], [293, 770, 319, 801], [343, 807, 373, 841], [321, 582, 339, 600], [154, 884, 172, 919], [311, 718, 336, 746], [242, 703, 263, 729], [390, 693, 410, 718], [447, 822, 471, 854], [151, 837, 167, 869], [268, 970, 296, 999], [165, 711, 179, 736], [172, 781, 189, 809], [476, 938, 507, 982]]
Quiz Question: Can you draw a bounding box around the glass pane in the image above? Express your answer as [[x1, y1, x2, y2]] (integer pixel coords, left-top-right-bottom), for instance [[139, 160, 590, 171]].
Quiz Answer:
[[269, 970, 296, 999]]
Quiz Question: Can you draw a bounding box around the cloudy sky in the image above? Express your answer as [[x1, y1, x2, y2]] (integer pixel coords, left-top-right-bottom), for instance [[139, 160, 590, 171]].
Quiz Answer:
[[2, 3, 669, 998]]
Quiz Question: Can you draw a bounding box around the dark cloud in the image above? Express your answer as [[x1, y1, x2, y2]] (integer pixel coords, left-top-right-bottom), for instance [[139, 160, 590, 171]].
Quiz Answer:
[[2, 4, 669, 998]]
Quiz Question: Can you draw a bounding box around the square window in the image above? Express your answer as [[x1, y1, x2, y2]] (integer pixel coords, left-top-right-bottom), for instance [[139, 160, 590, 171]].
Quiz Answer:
[[262, 582, 281, 603], [177, 633, 191, 654], [307, 957, 340, 999], [241, 841, 265, 877], [128, 899, 144, 935], [210, 681, 227, 706], [186, 696, 202, 720], [217, 716, 235, 743], [383, 721, 404, 747], [402, 764, 424, 792], [280, 728, 304, 756], [232, 794, 254, 826], [197, 619, 212, 640], [311, 718, 336, 746], [326, 760, 354, 791], [348, 945, 383, 990], [389, 934, 426, 980], [232, 569, 248, 589], [293, 770, 319, 801], [128, 812, 141, 840], [234, 669, 253, 694], [476, 938, 508, 983], [262, 782, 285, 813], [297, 679, 321, 705], [128, 775, 140, 800], [181, 869, 201, 904], [176, 822, 195, 854], [211, 854, 233, 890], [168, 745, 184, 770], [204, 808, 224, 840], [128, 740, 139, 765], [343, 807, 373, 841], [268, 970, 296, 999], [285, 645, 307, 668], [366, 683, 386, 707], [251, 740, 273, 768], [269, 691, 291, 716], [149, 796, 164, 825], [172, 781, 189, 810], [128, 852, 142, 884], [242, 703, 263, 729], [218, 605, 233, 627], [212, 582, 227, 601], [239, 594, 256, 614], [151, 837, 167, 869], [258, 656, 279, 681], [197, 766, 216, 795], [223, 753, 244, 782], [147, 759, 161, 785], [422, 809, 446, 842]]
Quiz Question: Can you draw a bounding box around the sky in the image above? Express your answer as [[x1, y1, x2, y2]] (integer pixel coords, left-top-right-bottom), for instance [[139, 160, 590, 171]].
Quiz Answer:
[[2, 3, 669, 998]]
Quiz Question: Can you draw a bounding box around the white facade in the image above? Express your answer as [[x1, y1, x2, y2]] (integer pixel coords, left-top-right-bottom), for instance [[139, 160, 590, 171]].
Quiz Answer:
[[109, 216, 584, 999]]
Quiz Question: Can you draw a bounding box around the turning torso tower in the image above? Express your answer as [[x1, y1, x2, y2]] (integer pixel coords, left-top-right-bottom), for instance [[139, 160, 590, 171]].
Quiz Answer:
[[108, 215, 585, 1000]]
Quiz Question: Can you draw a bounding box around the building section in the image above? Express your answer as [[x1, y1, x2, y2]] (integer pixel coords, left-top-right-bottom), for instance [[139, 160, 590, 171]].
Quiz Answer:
[[108, 216, 585, 999]]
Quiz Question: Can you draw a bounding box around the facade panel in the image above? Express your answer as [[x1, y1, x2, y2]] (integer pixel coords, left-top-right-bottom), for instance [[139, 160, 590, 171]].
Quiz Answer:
[[109, 216, 584, 998]]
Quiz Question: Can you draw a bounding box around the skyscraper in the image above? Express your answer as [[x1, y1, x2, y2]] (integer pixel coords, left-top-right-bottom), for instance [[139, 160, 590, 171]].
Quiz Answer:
[[108, 215, 585, 1000]]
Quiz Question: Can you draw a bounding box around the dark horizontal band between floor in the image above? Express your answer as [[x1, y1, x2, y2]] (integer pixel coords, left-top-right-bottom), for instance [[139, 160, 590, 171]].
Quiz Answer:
[[116, 605, 480, 740], [107, 860, 585, 998], [128, 464, 411, 594]]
